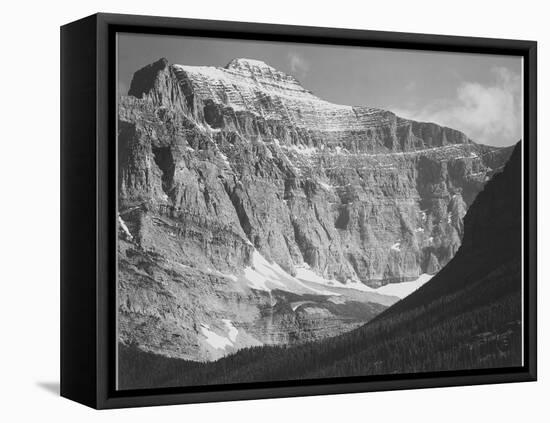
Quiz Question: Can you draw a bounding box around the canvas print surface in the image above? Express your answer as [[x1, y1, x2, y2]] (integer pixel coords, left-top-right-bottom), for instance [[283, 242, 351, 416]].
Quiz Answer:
[[116, 33, 523, 390]]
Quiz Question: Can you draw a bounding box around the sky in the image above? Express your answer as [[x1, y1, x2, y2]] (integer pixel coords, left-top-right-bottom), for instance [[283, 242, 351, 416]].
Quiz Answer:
[[118, 33, 522, 147]]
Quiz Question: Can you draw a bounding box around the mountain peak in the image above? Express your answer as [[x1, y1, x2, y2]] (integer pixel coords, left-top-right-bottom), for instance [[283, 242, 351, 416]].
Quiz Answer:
[[224, 58, 277, 71]]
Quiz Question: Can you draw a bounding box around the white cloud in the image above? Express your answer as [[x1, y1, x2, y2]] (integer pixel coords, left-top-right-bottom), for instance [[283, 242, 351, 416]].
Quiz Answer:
[[287, 52, 309, 78], [393, 67, 522, 146]]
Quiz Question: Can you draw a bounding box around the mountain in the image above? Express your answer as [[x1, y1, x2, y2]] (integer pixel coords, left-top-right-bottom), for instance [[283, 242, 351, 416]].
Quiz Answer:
[[117, 57, 513, 362], [118, 142, 522, 389]]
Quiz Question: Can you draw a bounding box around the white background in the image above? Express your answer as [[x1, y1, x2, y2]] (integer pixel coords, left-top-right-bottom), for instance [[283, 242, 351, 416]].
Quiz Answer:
[[0, 0, 546, 420]]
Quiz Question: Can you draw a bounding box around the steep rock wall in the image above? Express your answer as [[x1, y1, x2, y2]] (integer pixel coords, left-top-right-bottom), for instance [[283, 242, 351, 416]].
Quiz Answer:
[[117, 58, 513, 361]]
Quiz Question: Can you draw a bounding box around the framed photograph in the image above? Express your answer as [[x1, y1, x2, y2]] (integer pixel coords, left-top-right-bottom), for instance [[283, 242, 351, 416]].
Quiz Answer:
[[60, 13, 537, 409]]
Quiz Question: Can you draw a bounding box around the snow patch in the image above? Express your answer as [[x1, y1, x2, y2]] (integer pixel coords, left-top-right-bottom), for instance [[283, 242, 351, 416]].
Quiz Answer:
[[287, 144, 317, 156], [206, 123, 221, 132], [243, 266, 272, 292], [243, 254, 432, 299], [222, 319, 238, 342], [295, 265, 334, 285], [219, 272, 238, 282], [390, 242, 401, 252], [218, 152, 231, 167], [375, 274, 433, 299], [342, 279, 377, 292], [118, 215, 133, 240], [243, 251, 336, 295], [243, 251, 287, 292], [295, 265, 375, 293], [201, 324, 233, 350]]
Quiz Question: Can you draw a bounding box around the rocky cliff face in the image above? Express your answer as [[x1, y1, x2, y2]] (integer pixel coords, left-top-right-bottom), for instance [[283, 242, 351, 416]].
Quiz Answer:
[[117, 57, 512, 361]]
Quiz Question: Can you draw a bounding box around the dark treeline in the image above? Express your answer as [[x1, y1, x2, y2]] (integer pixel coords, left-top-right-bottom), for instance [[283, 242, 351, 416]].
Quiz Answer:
[[119, 259, 521, 389], [119, 142, 523, 390]]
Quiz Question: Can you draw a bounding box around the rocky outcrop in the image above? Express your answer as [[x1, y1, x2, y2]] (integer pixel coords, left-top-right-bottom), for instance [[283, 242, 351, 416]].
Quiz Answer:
[[117, 57, 513, 361]]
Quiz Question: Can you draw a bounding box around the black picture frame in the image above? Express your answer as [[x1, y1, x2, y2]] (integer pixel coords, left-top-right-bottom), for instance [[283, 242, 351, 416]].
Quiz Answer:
[[60, 12, 537, 409]]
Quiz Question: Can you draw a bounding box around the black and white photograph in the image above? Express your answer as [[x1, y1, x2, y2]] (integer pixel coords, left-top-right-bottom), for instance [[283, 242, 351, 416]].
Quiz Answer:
[[2, 0, 547, 419], [116, 33, 525, 390]]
